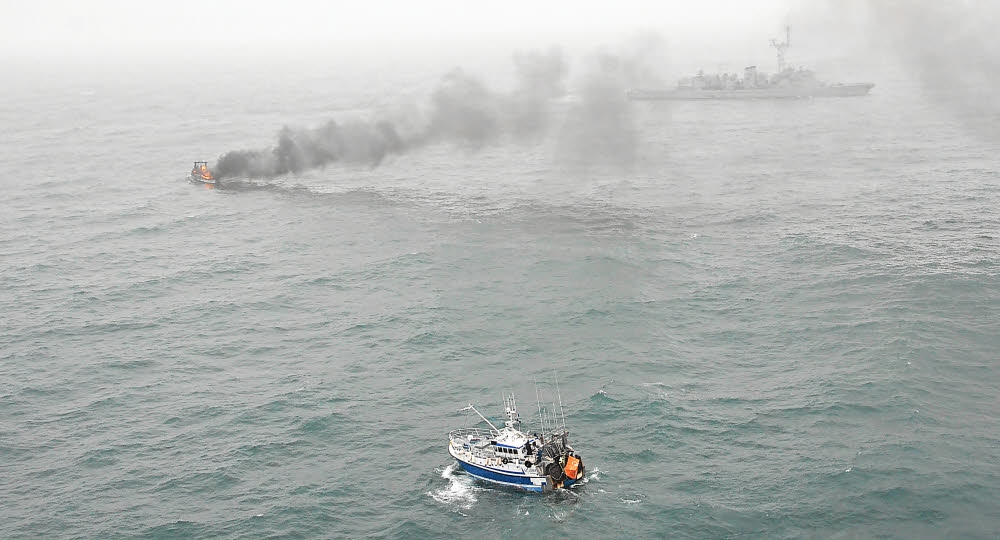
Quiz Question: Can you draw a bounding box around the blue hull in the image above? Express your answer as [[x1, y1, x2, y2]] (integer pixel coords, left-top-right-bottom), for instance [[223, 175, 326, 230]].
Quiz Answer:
[[455, 459, 580, 492]]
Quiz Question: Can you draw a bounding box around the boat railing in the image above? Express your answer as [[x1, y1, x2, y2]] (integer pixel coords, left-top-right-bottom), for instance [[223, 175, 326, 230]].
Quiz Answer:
[[449, 427, 498, 442]]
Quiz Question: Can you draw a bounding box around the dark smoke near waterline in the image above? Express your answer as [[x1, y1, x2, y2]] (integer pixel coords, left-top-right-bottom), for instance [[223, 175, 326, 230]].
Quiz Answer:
[[213, 48, 571, 179], [215, 120, 405, 178]]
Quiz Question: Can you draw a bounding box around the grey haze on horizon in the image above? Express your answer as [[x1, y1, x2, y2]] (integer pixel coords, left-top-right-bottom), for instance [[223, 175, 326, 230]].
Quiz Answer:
[[4, 0, 998, 164]]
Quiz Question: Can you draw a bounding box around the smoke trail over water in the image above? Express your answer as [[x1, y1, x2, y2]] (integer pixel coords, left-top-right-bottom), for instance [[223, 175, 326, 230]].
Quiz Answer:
[[553, 34, 667, 170], [556, 52, 638, 169], [213, 48, 570, 179]]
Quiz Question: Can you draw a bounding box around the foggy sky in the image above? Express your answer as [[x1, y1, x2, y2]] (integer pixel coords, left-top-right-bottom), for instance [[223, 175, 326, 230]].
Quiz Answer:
[[6, 0, 998, 156], [6, 1, 997, 83], [0, 0, 795, 61]]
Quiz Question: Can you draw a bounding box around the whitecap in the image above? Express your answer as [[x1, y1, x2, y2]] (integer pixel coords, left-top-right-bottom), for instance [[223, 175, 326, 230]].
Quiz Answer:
[[427, 462, 477, 510], [588, 467, 602, 482]]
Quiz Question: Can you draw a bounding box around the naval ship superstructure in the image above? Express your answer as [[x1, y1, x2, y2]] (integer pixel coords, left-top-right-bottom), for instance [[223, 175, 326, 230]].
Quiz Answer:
[[627, 26, 874, 100]]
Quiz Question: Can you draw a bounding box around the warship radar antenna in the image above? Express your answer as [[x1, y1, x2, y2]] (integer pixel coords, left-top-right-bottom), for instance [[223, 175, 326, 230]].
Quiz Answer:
[[770, 24, 790, 72]]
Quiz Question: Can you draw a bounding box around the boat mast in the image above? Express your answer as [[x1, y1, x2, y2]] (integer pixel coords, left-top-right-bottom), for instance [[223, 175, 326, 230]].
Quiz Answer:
[[463, 404, 500, 434], [555, 371, 567, 431], [770, 24, 790, 72], [503, 393, 520, 429], [534, 378, 547, 434]]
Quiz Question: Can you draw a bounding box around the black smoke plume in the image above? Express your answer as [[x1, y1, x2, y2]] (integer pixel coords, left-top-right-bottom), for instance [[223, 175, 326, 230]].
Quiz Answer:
[[213, 47, 568, 179]]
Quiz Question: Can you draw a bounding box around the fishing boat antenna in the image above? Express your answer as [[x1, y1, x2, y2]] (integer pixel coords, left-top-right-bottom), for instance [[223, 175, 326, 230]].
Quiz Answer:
[[534, 377, 547, 434], [503, 393, 520, 429], [461, 404, 500, 434], [555, 371, 567, 430]]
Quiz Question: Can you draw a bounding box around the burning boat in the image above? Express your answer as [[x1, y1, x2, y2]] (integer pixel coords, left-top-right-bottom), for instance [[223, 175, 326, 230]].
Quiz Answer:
[[189, 161, 217, 185]]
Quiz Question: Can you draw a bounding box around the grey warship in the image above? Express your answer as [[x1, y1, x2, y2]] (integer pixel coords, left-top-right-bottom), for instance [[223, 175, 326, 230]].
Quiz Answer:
[[627, 26, 874, 100]]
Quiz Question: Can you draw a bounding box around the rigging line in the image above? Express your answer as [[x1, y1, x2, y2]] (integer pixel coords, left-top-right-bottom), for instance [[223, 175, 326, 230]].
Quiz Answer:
[[555, 370, 567, 430]]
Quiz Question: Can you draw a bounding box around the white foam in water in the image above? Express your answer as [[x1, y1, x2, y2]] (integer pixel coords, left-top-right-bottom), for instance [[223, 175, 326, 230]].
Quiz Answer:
[[427, 462, 477, 510]]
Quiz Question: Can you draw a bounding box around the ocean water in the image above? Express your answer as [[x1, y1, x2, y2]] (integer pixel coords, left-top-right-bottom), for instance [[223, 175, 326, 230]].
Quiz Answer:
[[2, 58, 999, 538]]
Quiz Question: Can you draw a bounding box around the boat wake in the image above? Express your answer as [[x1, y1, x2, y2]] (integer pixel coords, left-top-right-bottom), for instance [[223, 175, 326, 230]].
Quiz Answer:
[[585, 466, 601, 483], [427, 462, 479, 510]]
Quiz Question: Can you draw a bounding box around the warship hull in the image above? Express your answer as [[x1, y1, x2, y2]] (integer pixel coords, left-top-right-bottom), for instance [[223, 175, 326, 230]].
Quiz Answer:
[[627, 82, 874, 101]]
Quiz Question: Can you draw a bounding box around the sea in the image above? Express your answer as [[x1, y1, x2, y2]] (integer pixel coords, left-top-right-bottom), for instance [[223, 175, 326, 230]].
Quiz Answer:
[[2, 51, 998, 539]]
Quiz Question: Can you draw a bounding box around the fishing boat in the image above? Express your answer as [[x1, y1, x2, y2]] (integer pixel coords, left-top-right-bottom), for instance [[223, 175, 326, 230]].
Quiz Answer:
[[447, 390, 585, 493], [189, 161, 217, 185]]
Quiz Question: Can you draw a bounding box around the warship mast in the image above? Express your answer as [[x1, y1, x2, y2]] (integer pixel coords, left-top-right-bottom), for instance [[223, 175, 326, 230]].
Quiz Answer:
[[770, 25, 790, 72]]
